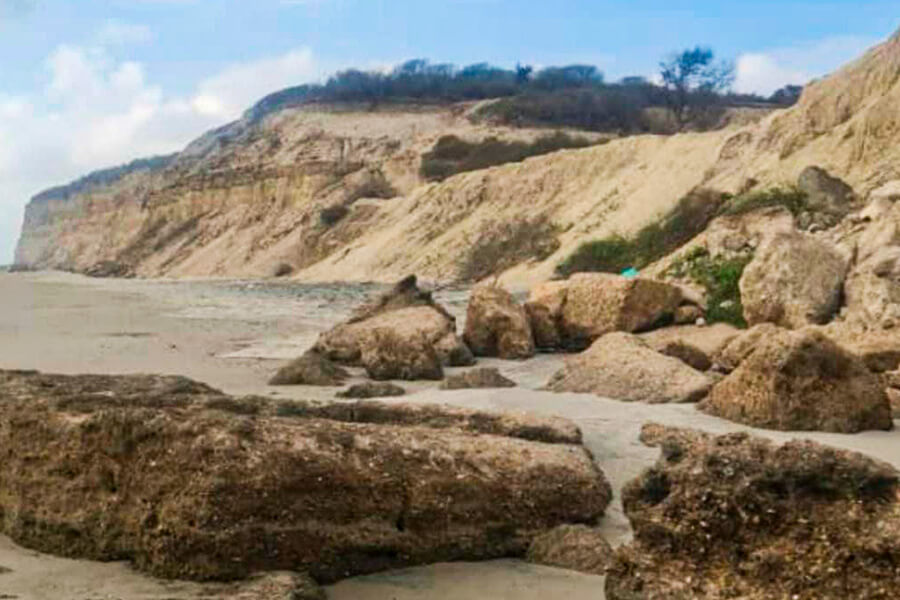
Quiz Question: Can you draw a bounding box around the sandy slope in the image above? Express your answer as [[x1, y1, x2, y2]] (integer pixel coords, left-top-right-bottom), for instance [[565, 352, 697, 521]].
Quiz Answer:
[[3, 272, 900, 599]]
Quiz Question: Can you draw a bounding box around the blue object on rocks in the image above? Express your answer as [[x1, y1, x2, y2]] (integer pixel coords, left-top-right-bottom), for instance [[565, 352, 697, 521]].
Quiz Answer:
[[621, 267, 639, 279]]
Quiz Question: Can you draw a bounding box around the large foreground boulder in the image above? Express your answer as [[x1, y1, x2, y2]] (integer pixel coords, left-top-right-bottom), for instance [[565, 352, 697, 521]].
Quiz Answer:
[[526, 274, 683, 350], [463, 284, 535, 359], [545, 332, 713, 404], [740, 231, 849, 328], [607, 425, 900, 600], [526, 525, 613, 576], [313, 276, 474, 379], [0, 370, 611, 583], [700, 328, 891, 433]]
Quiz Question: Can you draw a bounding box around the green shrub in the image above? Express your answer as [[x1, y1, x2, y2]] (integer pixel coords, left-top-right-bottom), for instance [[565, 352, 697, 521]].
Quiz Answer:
[[719, 186, 808, 217], [671, 248, 750, 327], [556, 188, 726, 277], [420, 132, 597, 182]]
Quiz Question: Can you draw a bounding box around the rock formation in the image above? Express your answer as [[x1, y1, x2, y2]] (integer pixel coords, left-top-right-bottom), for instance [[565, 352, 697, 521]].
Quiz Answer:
[[607, 424, 900, 600], [526, 525, 613, 576], [700, 328, 892, 433], [268, 350, 349, 386], [440, 367, 517, 390], [463, 283, 535, 359], [335, 381, 406, 399], [545, 332, 712, 403], [313, 276, 473, 380], [0, 370, 610, 584], [739, 231, 848, 328], [525, 275, 683, 350]]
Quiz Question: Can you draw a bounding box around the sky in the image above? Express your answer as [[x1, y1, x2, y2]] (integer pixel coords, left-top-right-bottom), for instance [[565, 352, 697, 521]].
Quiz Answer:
[[0, 1, 898, 263]]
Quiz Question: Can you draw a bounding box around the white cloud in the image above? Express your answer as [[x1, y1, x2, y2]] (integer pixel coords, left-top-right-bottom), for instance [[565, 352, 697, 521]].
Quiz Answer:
[[190, 48, 318, 120], [0, 33, 321, 263], [734, 35, 878, 96]]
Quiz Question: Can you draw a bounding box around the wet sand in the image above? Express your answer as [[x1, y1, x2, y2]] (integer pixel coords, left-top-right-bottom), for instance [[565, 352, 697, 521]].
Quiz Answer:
[[2, 271, 900, 599]]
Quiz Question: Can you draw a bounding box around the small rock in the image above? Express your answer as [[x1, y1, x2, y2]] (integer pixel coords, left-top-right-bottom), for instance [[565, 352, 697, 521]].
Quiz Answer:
[[673, 305, 704, 325], [441, 368, 516, 390], [336, 382, 406, 399], [527, 525, 613, 576], [269, 350, 350, 386]]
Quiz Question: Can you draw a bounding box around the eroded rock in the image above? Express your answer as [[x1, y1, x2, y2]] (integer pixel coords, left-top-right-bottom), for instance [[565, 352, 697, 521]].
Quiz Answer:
[[545, 332, 712, 404], [526, 275, 682, 350], [607, 425, 900, 600], [440, 367, 516, 390], [269, 350, 349, 386], [526, 525, 613, 576], [740, 231, 848, 328], [0, 370, 610, 583], [463, 284, 535, 359], [313, 276, 473, 379], [336, 382, 406, 399], [700, 328, 891, 432]]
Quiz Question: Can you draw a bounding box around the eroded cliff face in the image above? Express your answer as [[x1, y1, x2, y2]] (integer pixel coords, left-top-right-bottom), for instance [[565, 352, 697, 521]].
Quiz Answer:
[[15, 29, 900, 286]]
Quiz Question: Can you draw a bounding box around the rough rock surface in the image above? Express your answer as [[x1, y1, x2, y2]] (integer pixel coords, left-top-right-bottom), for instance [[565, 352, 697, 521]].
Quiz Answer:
[[712, 323, 782, 372], [526, 525, 613, 576], [651, 339, 712, 371], [313, 276, 473, 379], [526, 275, 682, 350], [844, 268, 900, 330], [269, 350, 349, 386], [740, 231, 848, 328], [545, 332, 712, 404], [525, 281, 569, 349], [0, 370, 611, 583], [223, 573, 325, 600], [440, 367, 517, 390], [797, 166, 857, 216], [639, 323, 740, 363], [819, 323, 900, 373], [607, 424, 900, 600], [463, 284, 535, 359], [335, 382, 406, 399], [700, 328, 891, 432]]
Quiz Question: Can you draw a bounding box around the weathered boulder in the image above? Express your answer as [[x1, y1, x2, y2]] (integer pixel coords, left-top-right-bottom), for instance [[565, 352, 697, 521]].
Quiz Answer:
[[359, 327, 445, 380], [440, 367, 516, 390], [740, 231, 848, 328], [819, 323, 900, 373], [844, 267, 900, 330], [269, 350, 349, 386], [84, 260, 135, 279], [545, 332, 713, 404], [336, 382, 406, 399], [712, 323, 782, 372], [526, 275, 682, 350], [704, 206, 795, 259], [607, 425, 900, 600], [888, 388, 900, 418], [524, 281, 569, 349], [221, 573, 324, 600], [463, 284, 535, 359], [672, 304, 704, 325], [0, 370, 610, 584], [526, 525, 613, 576], [700, 328, 891, 432], [561, 274, 683, 347], [313, 276, 474, 379], [797, 166, 856, 216]]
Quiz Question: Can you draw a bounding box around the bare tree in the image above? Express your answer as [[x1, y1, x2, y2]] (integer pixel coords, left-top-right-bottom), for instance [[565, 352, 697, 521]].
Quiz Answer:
[[659, 47, 735, 128]]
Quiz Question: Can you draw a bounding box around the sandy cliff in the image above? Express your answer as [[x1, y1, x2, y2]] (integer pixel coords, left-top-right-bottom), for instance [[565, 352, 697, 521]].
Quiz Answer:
[[15, 28, 900, 286]]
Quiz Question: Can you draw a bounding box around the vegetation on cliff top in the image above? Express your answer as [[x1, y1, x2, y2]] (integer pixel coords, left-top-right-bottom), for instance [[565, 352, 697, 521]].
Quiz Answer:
[[32, 154, 176, 205]]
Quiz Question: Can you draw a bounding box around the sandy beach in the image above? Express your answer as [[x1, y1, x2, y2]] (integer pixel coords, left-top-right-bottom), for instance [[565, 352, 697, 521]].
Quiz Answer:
[[2, 271, 900, 599]]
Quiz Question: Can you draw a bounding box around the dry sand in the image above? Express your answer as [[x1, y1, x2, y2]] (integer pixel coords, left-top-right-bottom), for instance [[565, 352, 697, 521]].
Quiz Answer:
[[2, 271, 900, 599]]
